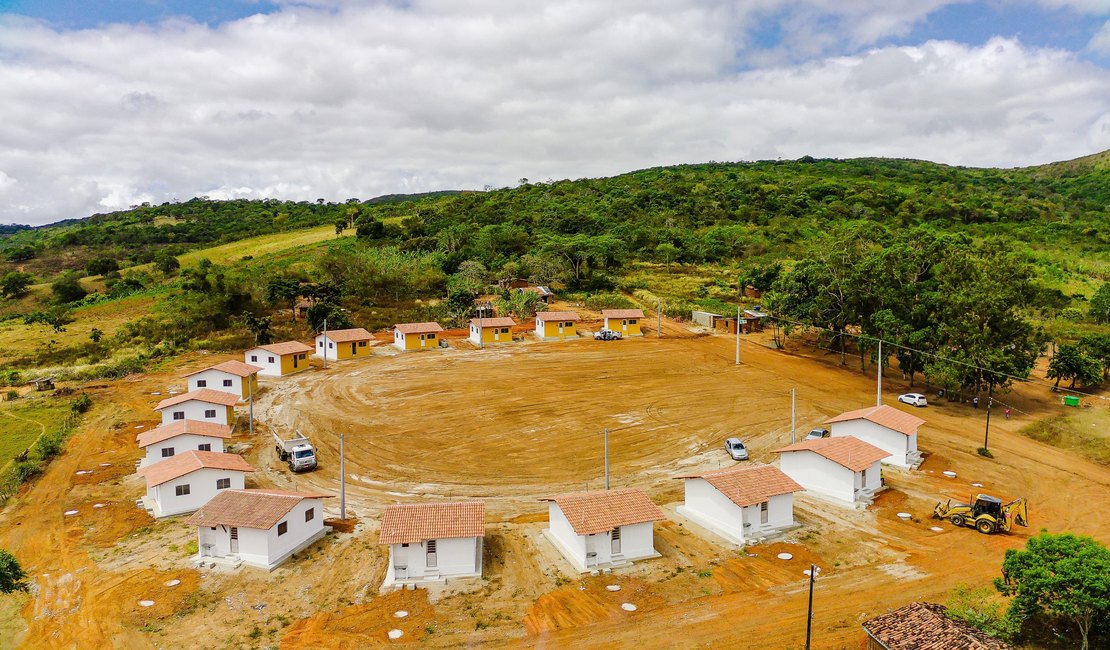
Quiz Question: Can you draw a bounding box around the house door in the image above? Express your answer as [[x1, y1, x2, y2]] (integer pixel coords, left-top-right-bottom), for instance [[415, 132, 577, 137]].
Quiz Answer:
[[420, 334, 426, 348], [292, 355, 298, 369], [611, 527, 621, 554], [760, 502, 769, 525], [351, 343, 356, 356], [621, 319, 628, 332], [426, 540, 438, 568], [230, 527, 239, 553]]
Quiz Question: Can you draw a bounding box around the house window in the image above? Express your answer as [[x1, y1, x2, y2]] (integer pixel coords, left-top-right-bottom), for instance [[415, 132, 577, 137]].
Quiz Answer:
[[305, 508, 315, 522], [317, 340, 323, 347], [426, 334, 435, 340], [216, 478, 230, 489], [198, 443, 211, 452], [222, 379, 233, 387], [277, 522, 288, 536], [760, 501, 769, 525], [250, 355, 258, 362], [629, 319, 638, 325], [501, 327, 509, 334], [172, 411, 185, 420], [196, 379, 207, 387], [175, 484, 190, 496], [328, 342, 334, 349], [358, 341, 367, 347], [161, 447, 174, 458], [401, 543, 409, 547], [204, 409, 216, 419], [268, 356, 275, 363]]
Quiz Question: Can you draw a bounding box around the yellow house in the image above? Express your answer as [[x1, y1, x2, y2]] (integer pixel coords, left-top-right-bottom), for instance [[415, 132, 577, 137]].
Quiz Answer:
[[602, 309, 645, 337], [393, 322, 444, 351], [468, 317, 516, 345], [245, 341, 314, 377], [184, 360, 262, 400], [534, 311, 580, 341], [315, 328, 374, 361]]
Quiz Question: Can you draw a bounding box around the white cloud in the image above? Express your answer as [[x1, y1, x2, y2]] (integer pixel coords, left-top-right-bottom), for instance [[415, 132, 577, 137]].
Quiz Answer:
[[1090, 20, 1110, 54], [0, 3, 1108, 225]]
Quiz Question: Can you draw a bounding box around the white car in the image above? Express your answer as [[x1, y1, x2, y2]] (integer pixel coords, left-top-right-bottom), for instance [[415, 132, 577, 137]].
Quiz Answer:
[[898, 393, 928, 407]]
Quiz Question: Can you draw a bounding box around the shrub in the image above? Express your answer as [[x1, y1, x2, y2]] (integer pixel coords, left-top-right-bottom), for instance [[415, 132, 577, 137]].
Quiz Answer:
[[4, 390, 17, 402], [584, 293, 636, 311], [71, 393, 92, 414], [0, 550, 28, 593]]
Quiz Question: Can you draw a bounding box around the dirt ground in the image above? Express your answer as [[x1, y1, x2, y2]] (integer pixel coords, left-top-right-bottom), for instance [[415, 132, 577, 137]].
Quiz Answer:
[[1, 317, 1108, 649]]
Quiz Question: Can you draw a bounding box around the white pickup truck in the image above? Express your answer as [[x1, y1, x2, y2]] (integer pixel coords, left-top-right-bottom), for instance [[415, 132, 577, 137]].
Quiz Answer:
[[272, 432, 317, 472]]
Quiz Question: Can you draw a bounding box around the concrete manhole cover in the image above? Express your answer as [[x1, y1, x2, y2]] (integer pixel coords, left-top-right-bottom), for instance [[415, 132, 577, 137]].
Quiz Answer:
[[930, 527, 944, 532], [777, 553, 793, 560], [394, 610, 408, 618], [971, 482, 983, 487], [93, 503, 106, 509], [621, 603, 637, 612], [134, 425, 144, 429], [75, 470, 91, 475], [139, 600, 155, 607], [165, 580, 180, 587], [897, 512, 912, 520], [942, 471, 957, 478], [64, 510, 78, 516], [151, 392, 161, 396], [99, 463, 111, 467], [606, 585, 621, 592], [387, 629, 403, 639]]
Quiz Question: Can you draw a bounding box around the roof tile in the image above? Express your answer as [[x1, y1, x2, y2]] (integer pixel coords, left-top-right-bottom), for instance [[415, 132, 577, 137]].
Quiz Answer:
[[469, 317, 516, 328], [319, 328, 373, 343], [773, 436, 891, 471], [601, 309, 645, 319], [136, 420, 232, 448], [863, 602, 1013, 649], [185, 489, 330, 530], [675, 464, 803, 507], [535, 311, 580, 322], [138, 450, 254, 487], [542, 488, 664, 535], [252, 341, 314, 356], [825, 404, 925, 436], [394, 322, 445, 335], [183, 360, 262, 378], [378, 502, 486, 545], [155, 388, 240, 410]]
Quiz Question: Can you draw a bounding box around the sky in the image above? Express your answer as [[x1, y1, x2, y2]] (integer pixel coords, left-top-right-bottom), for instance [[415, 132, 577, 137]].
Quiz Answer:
[[1, 1, 1109, 226]]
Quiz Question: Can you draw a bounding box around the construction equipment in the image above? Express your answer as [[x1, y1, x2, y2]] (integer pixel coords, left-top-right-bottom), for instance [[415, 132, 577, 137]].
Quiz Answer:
[[933, 494, 1028, 534]]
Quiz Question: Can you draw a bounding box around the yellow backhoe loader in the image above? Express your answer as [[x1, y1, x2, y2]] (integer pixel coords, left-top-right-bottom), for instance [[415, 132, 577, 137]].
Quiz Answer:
[[933, 494, 1028, 534]]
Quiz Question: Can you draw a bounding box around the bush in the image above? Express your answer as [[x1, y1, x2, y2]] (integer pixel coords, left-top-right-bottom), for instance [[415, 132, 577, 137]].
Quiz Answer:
[[584, 293, 637, 311], [4, 390, 17, 402], [1061, 307, 1085, 322], [50, 273, 87, 304], [71, 393, 92, 414], [0, 550, 28, 593], [977, 447, 994, 458]]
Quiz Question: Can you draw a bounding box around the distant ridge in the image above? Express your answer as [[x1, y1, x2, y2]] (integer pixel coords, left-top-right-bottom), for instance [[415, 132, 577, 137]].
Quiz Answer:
[[1025, 148, 1110, 176]]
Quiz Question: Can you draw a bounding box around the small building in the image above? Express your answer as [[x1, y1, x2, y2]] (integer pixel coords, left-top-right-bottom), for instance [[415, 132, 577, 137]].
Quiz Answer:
[[826, 404, 925, 468], [136, 420, 233, 468], [314, 328, 373, 361], [534, 311, 580, 340], [774, 436, 889, 505], [675, 464, 803, 546], [468, 317, 516, 345], [154, 389, 239, 427], [518, 286, 554, 304], [393, 322, 444, 351], [691, 311, 723, 328], [244, 341, 314, 377], [183, 360, 261, 400], [138, 450, 254, 518], [602, 309, 645, 336], [741, 308, 767, 333], [378, 502, 485, 588], [186, 489, 331, 570], [862, 602, 1013, 650], [743, 285, 762, 299], [541, 488, 664, 572]]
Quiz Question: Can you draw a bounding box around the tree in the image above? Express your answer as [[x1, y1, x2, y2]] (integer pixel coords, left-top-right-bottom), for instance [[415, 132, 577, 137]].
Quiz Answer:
[[239, 312, 273, 346], [1047, 343, 1102, 389], [335, 219, 346, 237], [446, 260, 489, 295], [265, 277, 302, 320], [355, 217, 384, 239], [306, 301, 352, 332], [4, 245, 35, 262], [494, 289, 543, 320], [153, 251, 180, 275], [655, 242, 680, 270], [995, 531, 1110, 650], [51, 273, 87, 304], [1090, 283, 1110, 324], [23, 308, 72, 333], [1, 271, 34, 299], [0, 550, 27, 593], [89, 328, 103, 343], [86, 257, 120, 276], [1080, 333, 1110, 379], [945, 583, 1015, 641]]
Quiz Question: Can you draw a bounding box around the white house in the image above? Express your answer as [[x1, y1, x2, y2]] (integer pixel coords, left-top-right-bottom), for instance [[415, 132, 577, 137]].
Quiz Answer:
[[136, 420, 233, 468], [244, 341, 315, 378], [675, 464, 803, 546], [468, 317, 516, 345], [774, 436, 890, 506], [826, 404, 925, 468], [313, 328, 373, 361], [541, 488, 664, 572], [154, 389, 239, 427], [138, 450, 254, 518], [378, 502, 485, 588], [183, 360, 261, 400], [186, 489, 331, 570], [393, 322, 445, 352]]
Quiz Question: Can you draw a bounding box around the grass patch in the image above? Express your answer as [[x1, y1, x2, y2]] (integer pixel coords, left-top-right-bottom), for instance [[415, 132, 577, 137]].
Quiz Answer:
[[1021, 407, 1110, 465], [0, 399, 72, 465], [176, 224, 339, 267]]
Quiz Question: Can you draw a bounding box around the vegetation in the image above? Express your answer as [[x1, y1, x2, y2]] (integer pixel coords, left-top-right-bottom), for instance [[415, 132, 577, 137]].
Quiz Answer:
[[945, 583, 1015, 641], [0, 550, 27, 593], [0, 395, 92, 503]]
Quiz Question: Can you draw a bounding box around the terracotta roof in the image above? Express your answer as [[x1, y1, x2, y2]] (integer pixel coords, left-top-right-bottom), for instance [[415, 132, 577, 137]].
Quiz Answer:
[[863, 602, 1013, 650], [319, 328, 372, 343], [674, 464, 804, 508], [394, 322, 444, 335], [136, 420, 232, 448], [825, 404, 925, 436], [773, 436, 891, 471], [252, 341, 314, 356], [138, 450, 253, 488], [378, 502, 486, 545], [469, 317, 516, 328], [155, 388, 240, 411], [535, 311, 580, 322], [185, 489, 330, 530], [183, 360, 262, 378], [602, 309, 645, 319], [541, 488, 665, 536]]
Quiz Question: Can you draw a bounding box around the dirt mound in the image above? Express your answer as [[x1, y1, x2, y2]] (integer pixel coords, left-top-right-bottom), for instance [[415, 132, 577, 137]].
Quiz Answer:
[[523, 575, 667, 635], [281, 589, 433, 648]]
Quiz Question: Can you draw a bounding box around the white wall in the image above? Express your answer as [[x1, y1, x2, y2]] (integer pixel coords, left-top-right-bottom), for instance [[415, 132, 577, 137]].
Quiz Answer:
[[195, 500, 325, 570], [779, 451, 856, 504], [187, 370, 243, 397], [264, 499, 326, 566], [829, 420, 913, 467], [149, 468, 246, 517], [855, 460, 884, 492], [682, 477, 747, 541], [617, 521, 656, 561], [393, 330, 405, 351], [142, 434, 225, 467], [388, 535, 481, 582], [245, 348, 283, 377], [158, 399, 232, 427], [547, 501, 586, 566]]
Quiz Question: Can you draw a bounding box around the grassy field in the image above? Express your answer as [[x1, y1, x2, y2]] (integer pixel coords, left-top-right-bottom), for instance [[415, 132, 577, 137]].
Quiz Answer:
[[176, 223, 342, 267], [1021, 403, 1110, 465], [0, 398, 72, 465], [0, 294, 157, 365]]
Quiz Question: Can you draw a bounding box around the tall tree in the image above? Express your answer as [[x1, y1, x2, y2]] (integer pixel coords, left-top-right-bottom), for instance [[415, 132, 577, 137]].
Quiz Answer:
[[0, 549, 27, 593], [1047, 343, 1102, 389]]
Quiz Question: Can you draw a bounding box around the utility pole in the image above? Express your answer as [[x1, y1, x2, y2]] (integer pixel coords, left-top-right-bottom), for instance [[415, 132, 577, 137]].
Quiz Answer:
[[791, 388, 796, 444], [805, 564, 819, 650], [322, 317, 328, 369], [876, 339, 882, 406], [735, 306, 741, 365], [340, 431, 346, 520], [657, 300, 661, 338], [983, 385, 993, 452], [248, 373, 254, 438], [603, 428, 610, 490], [479, 313, 483, 349]]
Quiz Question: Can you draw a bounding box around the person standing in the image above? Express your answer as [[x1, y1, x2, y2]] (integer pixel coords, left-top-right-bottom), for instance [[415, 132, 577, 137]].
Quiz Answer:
[[972, 396, 979, 409]]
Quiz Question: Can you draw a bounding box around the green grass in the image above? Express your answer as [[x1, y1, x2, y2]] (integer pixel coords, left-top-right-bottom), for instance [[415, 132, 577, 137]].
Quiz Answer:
[[0, 399, 72, 465], [1021, 405, 1110, 465], [176, 224, 342, 267]]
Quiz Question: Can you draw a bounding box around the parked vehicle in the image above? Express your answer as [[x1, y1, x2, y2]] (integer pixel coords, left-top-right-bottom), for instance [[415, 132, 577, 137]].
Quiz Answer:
[[273, 432, 317, 472], [594, 328, 623, 341], [898, 393, 928, 407], [724, 437, 749, 461], [804, 427, 829, 441]]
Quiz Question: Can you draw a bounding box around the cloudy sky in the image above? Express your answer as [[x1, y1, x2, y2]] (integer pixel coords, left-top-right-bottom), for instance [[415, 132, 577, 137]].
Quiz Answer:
[[1, 1, 1109, 226]]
